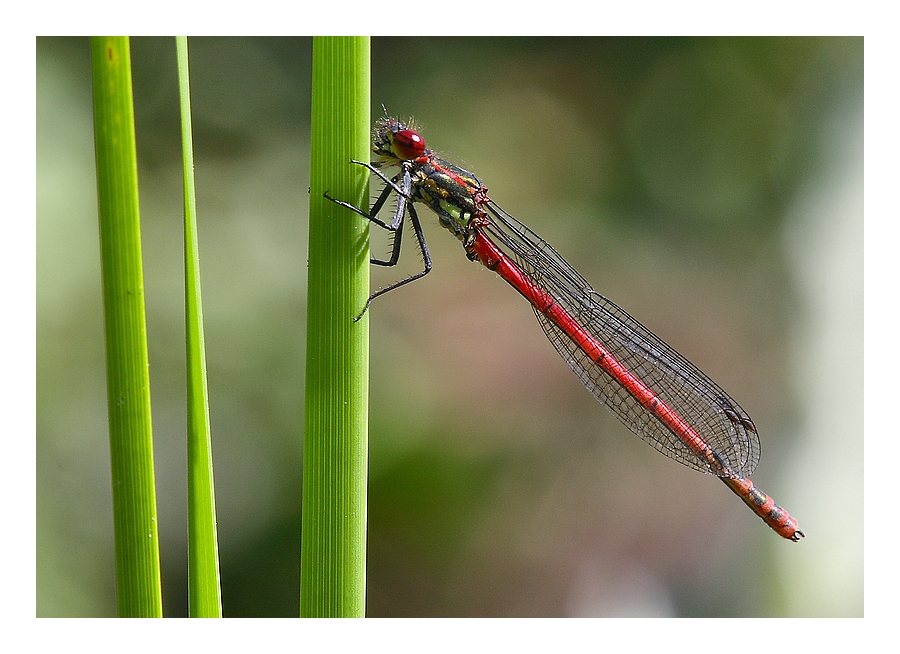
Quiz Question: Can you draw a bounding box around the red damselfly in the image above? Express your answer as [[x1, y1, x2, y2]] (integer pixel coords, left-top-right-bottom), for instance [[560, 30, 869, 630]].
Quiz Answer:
[[326, 115, 804, 542]]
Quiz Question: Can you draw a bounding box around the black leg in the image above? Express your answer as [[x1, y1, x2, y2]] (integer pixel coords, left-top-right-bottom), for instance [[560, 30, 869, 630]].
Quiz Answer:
[[353, 204, 433, 321], [324, 160, 434, 320]]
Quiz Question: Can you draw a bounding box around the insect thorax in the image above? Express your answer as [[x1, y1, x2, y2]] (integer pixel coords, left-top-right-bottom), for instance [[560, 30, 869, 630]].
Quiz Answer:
[[412, 157, 486, 242]]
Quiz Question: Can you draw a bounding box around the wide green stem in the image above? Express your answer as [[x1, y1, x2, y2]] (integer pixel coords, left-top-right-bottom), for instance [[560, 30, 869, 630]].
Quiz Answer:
[[300, 36, 371, 618], [91, 36, 163, 618]]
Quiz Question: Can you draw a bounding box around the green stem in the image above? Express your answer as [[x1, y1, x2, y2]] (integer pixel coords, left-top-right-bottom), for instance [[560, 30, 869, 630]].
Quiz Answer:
[[90, 36, 162, 618], [301, 36, 371, 618], [177, 35, 223, 618]]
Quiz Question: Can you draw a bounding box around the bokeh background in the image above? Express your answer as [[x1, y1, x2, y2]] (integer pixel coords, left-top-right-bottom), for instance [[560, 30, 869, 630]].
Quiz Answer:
[[37, 36, 863, 617]]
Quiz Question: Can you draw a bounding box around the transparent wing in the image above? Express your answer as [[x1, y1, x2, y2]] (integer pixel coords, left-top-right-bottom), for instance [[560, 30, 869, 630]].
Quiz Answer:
[[482, 203, 760, 477]]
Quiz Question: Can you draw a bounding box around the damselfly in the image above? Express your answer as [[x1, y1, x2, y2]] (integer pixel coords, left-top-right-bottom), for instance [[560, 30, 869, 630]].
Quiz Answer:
[[326, 115, 804, 542]]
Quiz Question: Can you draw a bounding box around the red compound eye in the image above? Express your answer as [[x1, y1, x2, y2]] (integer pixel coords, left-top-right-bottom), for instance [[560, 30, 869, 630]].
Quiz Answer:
[[392, 129, 426, 160]]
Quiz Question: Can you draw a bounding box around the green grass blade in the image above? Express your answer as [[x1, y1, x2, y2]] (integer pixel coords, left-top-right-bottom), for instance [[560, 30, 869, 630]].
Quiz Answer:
[[90, 36, 163, 618], [301, 36, 371, 618], [177, 35, 223, 618]]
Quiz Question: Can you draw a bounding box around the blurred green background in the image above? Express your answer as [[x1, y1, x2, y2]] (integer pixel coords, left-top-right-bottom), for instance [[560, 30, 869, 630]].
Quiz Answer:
[[36, 36, 863, 617]]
